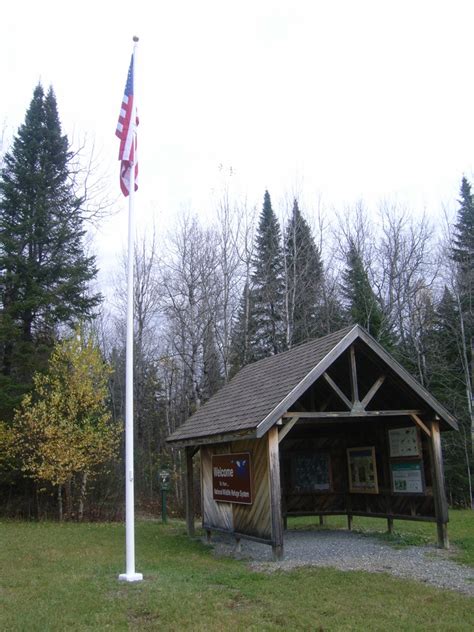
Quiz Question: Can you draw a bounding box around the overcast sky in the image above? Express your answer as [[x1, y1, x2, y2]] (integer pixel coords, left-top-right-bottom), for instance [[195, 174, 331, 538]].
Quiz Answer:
[[3, 1, 474, 284]]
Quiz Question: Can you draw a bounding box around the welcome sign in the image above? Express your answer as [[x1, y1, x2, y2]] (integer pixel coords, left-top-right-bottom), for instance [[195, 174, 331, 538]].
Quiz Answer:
[[212, 453, 252, 505]]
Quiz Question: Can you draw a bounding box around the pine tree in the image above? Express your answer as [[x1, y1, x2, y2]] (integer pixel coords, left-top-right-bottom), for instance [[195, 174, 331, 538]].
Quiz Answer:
[[451, 177, 474, 376], [248, 191, 285, 360], [452, 177, 474, 306], [341, 238, 386, 342], [229, 280, 254, 376], [450, 177, 474, 504], [428, 287, 473, 505], [0, 84, 101, 417], [284, 199, 324, 347]]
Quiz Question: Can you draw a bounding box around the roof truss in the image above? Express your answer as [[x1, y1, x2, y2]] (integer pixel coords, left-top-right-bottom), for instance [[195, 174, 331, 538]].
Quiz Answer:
[[257, 329, 458, 439]]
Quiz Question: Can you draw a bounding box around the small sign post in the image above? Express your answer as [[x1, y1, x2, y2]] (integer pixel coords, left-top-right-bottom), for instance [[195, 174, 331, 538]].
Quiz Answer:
[[159, 469, 170, 524]]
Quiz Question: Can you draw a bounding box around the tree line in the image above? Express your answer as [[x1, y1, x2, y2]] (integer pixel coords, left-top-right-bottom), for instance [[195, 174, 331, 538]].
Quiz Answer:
[[0, 85, 472, 519]]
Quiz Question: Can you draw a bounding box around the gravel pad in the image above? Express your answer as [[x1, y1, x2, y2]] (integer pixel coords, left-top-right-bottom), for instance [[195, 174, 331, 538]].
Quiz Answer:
[[206, 529, 474, 596]]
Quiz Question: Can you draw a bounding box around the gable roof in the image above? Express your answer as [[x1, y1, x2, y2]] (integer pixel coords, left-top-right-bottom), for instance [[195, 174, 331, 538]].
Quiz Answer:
[[167, 325, 458, 446]]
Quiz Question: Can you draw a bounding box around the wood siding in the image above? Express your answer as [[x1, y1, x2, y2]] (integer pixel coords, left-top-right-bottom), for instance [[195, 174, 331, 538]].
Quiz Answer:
[[200, 436, 273, 542], [232, 437, 272, 540], [201, 444, 233, 532]]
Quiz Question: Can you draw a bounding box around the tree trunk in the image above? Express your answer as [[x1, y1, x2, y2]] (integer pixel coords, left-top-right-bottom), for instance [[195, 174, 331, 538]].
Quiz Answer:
[[65, 478, 73, 519], [58, 485, 63, 522], [78, 472, 88, 521], [34, 481, 40, 520]]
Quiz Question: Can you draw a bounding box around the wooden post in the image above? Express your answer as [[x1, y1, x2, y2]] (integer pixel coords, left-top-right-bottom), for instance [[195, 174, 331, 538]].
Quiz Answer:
[[347, 514, 353, 531], [349, 345, 359, 404], [319, 515, 326, 526], [185, 446, 195, 537], [268, 427, 284, 560], [429, 420, 449, 549], [387, 517, 394, 534]]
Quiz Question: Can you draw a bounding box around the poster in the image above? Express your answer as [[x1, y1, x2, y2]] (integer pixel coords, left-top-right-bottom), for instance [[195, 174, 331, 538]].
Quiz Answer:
[[391, 461, 424, 494], [388, 427, 420, 457], [212, 453, 252, 505], [347, 446, 379, 494], [293, 453, 331, 492]]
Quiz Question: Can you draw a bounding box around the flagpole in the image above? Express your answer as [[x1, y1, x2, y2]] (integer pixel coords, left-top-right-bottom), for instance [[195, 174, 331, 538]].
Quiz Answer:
[[119, 35, 143, 583]]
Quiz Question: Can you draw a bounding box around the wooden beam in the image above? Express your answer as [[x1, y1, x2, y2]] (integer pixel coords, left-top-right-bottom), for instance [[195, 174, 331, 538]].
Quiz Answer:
[[256, 326, 361, 438], [349, 345, 359, 403], [410, 413, 431, 438], [286, 510, 437, 523], [169, 430, 256, 448], [360, 375, 386, 409], [429, 420, 449, 549], [268, 427, 284, 560], [354, 327, 458, 431], [278, 416, 300, 443], [323, 372, 352, 410], [185, 446, 196, 537], [283, 410, 424, 419]]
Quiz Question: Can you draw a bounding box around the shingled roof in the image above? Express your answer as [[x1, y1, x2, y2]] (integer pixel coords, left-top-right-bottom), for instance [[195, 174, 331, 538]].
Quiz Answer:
[[167, 325, 458, 446]]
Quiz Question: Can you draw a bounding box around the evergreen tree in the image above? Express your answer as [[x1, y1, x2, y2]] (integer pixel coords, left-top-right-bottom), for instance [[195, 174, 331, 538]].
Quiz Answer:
[[341, 238, 387, 343], [452, 177, 474, 306], [0, 84, 101, 417], [229, 280, 254, 376], [451, 177, 474, 383], [450, 176, 474, 504], [248, 191, 285, 360], [427, 287, 473, 505], [284, 199, 324, 346]]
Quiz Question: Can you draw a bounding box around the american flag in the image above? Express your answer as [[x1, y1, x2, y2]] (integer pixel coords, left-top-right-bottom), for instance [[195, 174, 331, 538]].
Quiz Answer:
[[116, 54, 138, 196]]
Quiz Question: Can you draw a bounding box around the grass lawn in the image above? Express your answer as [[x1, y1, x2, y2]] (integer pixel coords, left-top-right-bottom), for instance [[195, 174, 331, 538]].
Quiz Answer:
[[0, 511, 473, 631]]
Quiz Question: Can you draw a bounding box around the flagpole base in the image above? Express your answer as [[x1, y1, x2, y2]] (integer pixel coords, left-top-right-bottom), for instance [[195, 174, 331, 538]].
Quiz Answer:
[[118, 572, 143, 582]]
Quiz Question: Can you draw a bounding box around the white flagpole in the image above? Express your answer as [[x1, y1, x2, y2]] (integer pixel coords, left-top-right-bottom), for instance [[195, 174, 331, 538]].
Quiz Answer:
[[119, 35, 143, 583]]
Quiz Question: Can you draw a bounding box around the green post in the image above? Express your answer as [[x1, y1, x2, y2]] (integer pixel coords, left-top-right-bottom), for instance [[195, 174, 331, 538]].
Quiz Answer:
[[161, 488, 167, 524], [159, 468, 170, 525]]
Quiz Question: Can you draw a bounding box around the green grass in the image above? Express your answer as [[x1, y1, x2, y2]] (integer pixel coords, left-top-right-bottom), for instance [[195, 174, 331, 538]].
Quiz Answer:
[[0, 514, 473, 631], [289, 509, 474, 565]]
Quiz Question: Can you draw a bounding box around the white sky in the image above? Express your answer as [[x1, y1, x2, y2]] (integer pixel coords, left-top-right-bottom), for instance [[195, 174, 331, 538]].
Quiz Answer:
[[3, 0, 474, 285]]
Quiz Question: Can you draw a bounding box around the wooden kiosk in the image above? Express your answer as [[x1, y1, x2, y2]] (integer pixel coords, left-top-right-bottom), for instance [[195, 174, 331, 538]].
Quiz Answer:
[[167, 325, 457, 559]]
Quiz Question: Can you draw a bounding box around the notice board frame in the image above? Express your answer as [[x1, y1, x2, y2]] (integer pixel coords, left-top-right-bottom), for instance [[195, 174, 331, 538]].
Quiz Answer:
[[347, 446, 379, 494]]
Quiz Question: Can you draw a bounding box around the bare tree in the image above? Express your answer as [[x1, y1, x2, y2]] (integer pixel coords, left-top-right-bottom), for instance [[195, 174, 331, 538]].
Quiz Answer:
[[160, 213, 219, 410], [211, 192, 247, 382]]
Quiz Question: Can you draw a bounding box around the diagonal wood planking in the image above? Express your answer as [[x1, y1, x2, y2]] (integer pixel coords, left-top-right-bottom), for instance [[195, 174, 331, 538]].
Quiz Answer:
[[201, 444, 233, 531], [231, 437, 272, 540]]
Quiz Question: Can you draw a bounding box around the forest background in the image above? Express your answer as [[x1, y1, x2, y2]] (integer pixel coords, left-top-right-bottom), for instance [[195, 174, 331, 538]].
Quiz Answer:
[[0, 84, 473, 521]]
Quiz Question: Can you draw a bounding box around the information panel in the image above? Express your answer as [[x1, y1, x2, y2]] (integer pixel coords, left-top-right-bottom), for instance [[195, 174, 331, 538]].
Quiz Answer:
[[212, 453, 252, 505], [347, 446, 379, 494], [293, 453, 331, 492], [391, 461, 424, 494], [388, 427, 420, 457]]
